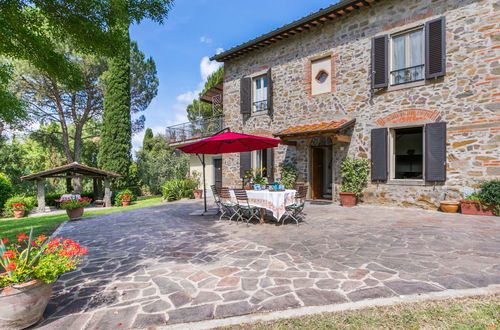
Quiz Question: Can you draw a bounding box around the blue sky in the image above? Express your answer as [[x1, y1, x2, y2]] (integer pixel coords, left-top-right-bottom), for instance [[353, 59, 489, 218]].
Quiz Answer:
[[130, 0, 336, 151]]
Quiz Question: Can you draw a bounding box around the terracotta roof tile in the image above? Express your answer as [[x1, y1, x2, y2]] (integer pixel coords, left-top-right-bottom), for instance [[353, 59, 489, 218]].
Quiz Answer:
[[275, 119, 354, 137]]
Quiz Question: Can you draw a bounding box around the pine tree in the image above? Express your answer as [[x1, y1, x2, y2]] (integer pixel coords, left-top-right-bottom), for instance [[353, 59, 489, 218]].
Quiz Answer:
[[98, 0, 132, 187], [142, 128, 154, 151]]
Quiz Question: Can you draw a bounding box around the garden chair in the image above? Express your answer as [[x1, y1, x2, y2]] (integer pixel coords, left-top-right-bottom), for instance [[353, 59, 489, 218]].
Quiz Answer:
[[211, 185, 222, 212], [283, 185, 308, 226], [233, 189, 260, 225], [219, 187, 238, 222]]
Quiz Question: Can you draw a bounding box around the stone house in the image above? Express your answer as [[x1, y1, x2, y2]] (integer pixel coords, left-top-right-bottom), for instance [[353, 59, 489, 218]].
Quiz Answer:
[[211, 0, 499, 208]]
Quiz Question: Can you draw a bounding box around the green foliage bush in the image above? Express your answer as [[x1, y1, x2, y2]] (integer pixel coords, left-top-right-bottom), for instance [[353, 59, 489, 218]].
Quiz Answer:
[[114, 189, 137, 206], [279, 162, 299, 189], [339, 157, 370, 196], [45, 193, 62, 206], [0, 173, 13, 211], [466, 180, 500, 215], [3, 196, 36, 217], [162, 179, 197, 202]]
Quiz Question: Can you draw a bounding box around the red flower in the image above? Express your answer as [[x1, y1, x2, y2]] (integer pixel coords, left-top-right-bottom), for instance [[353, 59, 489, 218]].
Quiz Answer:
[[15, 233, 27, 242], [2, 250, 15, 259], [37, 235, 47, 242], [6, 260, 16, 271], [1, 238, 8, 244]]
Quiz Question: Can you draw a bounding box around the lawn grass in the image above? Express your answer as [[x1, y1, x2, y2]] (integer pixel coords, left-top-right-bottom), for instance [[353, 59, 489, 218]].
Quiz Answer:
[[222, 294, 500, 329], [0, 196, 165, 241]]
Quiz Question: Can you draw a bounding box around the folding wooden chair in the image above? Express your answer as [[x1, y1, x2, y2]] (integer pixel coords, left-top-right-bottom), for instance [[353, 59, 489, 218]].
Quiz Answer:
[[219, 187, 238, 221], [283, 185, 308, 226], [233, 189, 260, 225]]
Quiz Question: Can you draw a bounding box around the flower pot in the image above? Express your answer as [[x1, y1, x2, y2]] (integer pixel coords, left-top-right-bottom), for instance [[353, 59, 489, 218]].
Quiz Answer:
[[440, 201, 459, 213], [339, 192, 357, 207], [66, 206, 84, 220], [193, 189, 203, 199], [0, 279, 54, 329], [13, 209, 25, 219], [122, 200, 131, 207], [460, 200, 495, 216]]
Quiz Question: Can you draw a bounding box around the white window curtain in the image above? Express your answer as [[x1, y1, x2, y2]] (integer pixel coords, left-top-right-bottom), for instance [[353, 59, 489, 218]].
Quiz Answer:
[[409, 30, 423, 66], [392, 34, 406, 71]]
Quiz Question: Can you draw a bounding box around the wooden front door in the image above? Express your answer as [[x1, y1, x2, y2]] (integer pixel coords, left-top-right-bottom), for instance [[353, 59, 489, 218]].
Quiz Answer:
[[312, 148, 324, 199], [214, 158, 222, 189]]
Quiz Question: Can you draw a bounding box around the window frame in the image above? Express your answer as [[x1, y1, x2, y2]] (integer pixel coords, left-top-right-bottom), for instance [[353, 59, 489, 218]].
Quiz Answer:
[[389, 25, 425, 86], [388, 124, 426, 183], [252, 74, 268, 112]]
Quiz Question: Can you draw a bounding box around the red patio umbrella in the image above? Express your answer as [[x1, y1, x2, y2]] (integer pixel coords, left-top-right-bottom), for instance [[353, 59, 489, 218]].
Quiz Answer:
[[177, 131, 281, 214]]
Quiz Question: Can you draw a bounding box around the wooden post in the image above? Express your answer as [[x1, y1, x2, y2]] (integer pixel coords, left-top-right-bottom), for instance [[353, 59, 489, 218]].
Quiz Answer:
[[104, 179, 111, 207], [37, 180, 46, 213]]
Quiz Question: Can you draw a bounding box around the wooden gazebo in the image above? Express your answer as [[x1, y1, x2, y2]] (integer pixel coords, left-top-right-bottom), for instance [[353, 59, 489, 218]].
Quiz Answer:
[[21, 162, 121, 212]]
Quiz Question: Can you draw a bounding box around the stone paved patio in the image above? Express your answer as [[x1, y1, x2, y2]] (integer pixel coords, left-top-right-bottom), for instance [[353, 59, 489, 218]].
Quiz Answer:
[[37, 200, 500, 329]]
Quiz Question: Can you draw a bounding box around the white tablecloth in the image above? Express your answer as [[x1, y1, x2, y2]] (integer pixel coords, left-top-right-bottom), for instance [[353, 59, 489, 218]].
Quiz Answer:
[[230, 189, 296, 221]]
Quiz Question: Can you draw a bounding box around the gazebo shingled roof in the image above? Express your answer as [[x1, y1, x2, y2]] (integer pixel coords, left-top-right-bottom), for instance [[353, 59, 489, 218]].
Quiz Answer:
[[21, 162, 121, 181]]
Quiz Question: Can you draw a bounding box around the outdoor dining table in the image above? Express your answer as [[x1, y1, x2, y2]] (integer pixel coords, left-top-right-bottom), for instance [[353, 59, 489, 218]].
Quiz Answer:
[[229, 189, 297, 223]]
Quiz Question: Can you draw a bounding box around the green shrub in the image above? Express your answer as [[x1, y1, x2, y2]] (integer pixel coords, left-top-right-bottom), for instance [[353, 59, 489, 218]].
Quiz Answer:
[[340, 157, 370, 196], [3, 196, 36, 217], [162, 179, 197, 201], [114, 189, 137, 206], [80, 191, 94, 200], [0, 173, 13, 211], [45, 193, 62, 206], [279, 161, 299, 189], [478, 180, 500, 206]]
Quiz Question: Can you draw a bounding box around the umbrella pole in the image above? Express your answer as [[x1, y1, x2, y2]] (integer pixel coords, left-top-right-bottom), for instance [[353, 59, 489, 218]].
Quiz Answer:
[[202, 154, 207, 213]]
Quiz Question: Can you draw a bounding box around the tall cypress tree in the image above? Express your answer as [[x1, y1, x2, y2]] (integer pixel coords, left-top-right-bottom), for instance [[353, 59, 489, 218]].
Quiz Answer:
[[142, 128, 154, 151], [98, 0, 132, 187]]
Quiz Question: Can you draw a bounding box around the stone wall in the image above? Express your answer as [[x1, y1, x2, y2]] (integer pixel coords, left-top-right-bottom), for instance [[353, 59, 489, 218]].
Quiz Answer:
[[221, 0, 500, 209]]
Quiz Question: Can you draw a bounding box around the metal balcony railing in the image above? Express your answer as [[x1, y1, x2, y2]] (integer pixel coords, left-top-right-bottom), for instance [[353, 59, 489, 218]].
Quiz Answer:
[[390, 64, 425, 86], [166, 115, 224, 144], [253, 100, 268, 112]]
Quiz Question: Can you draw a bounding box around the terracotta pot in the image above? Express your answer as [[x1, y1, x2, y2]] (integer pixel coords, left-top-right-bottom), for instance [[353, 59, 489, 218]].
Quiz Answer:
[[440, 201, 459, 213], [13, 209, 25, 219], [66, 206, 84, 220], [193, 189, 203, 199], [460, 200, 495, 216], [339, 192, 357, 207], [122, 200, 131, 207], [0, 278, 54, 329]]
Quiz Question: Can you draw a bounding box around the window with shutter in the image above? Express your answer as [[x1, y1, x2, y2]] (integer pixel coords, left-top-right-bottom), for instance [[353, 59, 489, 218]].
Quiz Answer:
[[425, 122, 446, 182], [240, 77, 252, 116], [425, 16, 446, 79], [372, 35, 388, 89], [371, 128, 388, 181]]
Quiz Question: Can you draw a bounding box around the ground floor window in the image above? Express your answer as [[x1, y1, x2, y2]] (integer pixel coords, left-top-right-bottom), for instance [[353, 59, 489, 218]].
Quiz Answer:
[[252, 150, 268, 177], [391, 126, 423, 179]]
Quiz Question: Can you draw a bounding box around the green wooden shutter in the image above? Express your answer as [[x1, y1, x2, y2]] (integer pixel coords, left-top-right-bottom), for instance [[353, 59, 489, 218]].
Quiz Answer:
[[240, 152, 251, 178], [240, 77, 251, 116]]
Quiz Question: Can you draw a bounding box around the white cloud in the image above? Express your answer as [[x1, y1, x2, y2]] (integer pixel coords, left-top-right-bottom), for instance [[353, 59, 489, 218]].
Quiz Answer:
[[215, 47, 224, 55], [199, 36, 213, 44], [200, 56, 221, 81]]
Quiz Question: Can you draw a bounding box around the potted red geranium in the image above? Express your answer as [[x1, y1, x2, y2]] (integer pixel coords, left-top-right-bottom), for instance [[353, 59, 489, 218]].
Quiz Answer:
[[11, 203, 27, 219], [0, 229, 87, 329], [120, 194, 132, 206], [60, 197, 92, 220]]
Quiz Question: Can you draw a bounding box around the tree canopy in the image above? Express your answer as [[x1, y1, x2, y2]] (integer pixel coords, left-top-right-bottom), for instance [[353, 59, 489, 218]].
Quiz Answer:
[[186, 66, 224, 122]]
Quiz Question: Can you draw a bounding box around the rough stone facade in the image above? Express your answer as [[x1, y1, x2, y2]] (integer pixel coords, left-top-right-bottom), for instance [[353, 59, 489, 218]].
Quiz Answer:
[[221, 0, 499, 209]]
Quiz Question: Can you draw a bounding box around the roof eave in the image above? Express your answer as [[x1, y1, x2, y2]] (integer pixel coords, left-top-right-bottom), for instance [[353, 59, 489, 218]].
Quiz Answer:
[[211, 0, 377, 62]]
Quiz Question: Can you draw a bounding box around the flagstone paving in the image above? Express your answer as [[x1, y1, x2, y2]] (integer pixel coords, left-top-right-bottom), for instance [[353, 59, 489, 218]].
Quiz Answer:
[[37, 200, 499, 329]]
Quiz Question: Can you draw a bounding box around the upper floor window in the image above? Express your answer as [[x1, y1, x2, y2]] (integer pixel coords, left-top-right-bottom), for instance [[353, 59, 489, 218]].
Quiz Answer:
[[372, 16, 446, 90], [390, 28, 424, 86], [253, 75, 268, 112]]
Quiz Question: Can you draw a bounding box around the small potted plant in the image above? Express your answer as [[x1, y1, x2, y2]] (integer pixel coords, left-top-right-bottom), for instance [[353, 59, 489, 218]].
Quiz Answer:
[[339, 157, 370, 207], [11, 203, 27, 219], [245, 168, 267, 189], [460, 180, 499, 216], [120, 194, 132, 206], [115, 189, 136, 207], [60, 197, 92, 220], [190, 171, 203, 199], [0, 229, 87, 329]]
